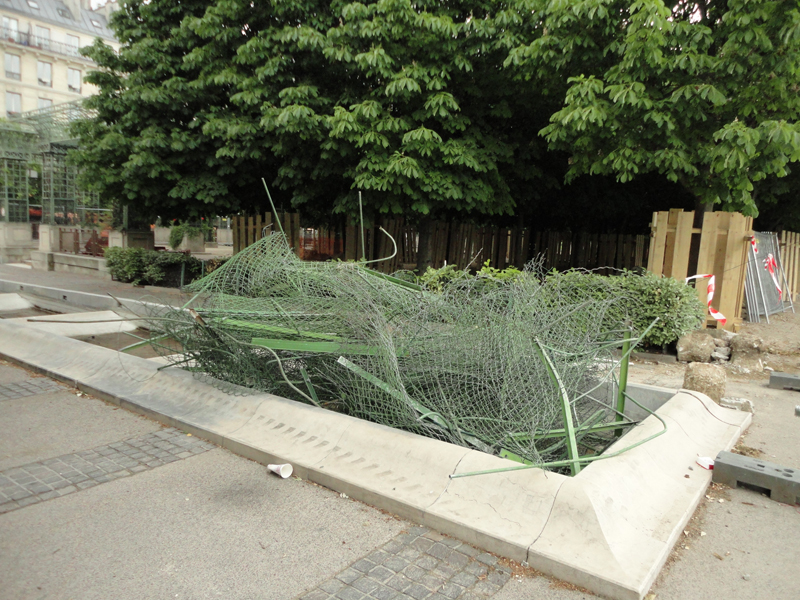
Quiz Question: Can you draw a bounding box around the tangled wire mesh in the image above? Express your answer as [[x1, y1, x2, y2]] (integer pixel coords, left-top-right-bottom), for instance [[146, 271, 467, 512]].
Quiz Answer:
[[145, 233, 644, 471]]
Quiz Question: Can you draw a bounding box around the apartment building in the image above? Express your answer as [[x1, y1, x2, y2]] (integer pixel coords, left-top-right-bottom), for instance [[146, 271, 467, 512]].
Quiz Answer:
[[1, 0, 118, 116]]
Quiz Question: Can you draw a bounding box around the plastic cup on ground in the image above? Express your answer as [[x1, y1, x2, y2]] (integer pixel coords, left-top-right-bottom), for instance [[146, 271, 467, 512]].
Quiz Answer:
[[268, 463, 293, 478]]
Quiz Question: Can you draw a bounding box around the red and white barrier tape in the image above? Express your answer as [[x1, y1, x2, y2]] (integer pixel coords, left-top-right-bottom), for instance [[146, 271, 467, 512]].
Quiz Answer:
[[764, 253, 782, 300], [686, 274, 727, 325], [750, 235, 758, 255]]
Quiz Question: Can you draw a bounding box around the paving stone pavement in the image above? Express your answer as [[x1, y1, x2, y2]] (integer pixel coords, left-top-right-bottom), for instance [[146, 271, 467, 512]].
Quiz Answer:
[[0, 427, 215, 514], [0, 377, 64, 400], [296, 526, 512, 600]]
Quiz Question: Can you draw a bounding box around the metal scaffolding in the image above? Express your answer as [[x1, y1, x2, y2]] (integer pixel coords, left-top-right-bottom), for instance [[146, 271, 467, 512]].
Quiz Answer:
[[0, 100, 97, 224]]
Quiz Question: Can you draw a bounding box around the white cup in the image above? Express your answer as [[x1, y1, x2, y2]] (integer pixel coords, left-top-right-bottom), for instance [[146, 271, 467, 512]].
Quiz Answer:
[[268, 463, 293, 478]]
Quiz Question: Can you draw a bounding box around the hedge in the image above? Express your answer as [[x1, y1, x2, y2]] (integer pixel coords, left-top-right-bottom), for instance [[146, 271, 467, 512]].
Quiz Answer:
[[415, 264, 705, 347], [104, 247, 229, 287]]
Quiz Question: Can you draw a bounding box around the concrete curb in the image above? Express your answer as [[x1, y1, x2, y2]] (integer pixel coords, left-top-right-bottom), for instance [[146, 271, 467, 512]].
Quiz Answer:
[[0, 321, 751, 600]]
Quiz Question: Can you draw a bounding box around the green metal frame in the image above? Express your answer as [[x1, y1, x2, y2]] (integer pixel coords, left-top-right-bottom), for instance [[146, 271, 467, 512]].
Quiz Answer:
[[1, 100, 97, 225]]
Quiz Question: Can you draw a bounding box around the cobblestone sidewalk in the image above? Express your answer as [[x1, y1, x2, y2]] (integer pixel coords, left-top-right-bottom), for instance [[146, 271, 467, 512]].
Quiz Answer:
[[298, 526, 512, 600], [0, 427, 215, 514], [0, 377, 63, 400]]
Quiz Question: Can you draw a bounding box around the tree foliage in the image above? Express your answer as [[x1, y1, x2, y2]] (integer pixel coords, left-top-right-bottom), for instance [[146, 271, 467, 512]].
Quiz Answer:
[[73, 0, 800, 230], [507, 0, 800, 215], [74, 0, 548, 225]]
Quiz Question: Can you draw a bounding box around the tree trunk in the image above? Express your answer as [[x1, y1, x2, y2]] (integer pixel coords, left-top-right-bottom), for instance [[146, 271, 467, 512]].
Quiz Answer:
[[693, 197, 714, 228], [416, 217, 434, 273]]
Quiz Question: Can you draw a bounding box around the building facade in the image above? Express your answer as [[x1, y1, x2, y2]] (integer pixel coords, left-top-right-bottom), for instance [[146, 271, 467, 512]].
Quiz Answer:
[[1, 0, 118, 117]]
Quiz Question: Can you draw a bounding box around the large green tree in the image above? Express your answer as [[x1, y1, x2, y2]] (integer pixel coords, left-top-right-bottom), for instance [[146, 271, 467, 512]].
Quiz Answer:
[[507, 0, 800, 217], [74, 0, 550, 250], [72, 0, 282, 221]]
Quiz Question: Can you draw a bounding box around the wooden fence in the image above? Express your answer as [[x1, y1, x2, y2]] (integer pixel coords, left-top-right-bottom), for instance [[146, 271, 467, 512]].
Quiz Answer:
[[648, 209, 753, 331], [780, 230, 800, 303], [232, 213, 652, 274], [529, 231, 649, 275]]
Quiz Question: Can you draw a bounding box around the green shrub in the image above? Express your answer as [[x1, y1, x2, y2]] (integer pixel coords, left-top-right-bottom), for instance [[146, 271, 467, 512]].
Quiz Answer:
[[412, 263, 704, 347], [104, 247, 213, 287], [104, 247, 147, 284], [417, 261, 524, 293], [169, 222, 212, 250], [548, 270, 706, 347]]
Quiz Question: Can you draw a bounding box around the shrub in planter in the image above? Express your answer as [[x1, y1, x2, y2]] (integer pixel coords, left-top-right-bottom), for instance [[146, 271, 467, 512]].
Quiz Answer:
[[548, 270, 706, 347], [104, 247, 206, 287], [169, 222, 212, 250], [411, 263, 704, 347]]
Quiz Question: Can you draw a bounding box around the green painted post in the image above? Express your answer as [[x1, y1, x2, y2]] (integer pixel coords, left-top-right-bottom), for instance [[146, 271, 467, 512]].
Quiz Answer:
[[615, 326, 632, 437], [534, 339, 581, 475]]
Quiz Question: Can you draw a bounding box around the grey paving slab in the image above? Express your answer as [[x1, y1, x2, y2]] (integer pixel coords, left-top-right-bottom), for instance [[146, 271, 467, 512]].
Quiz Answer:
[[0, 376, 63, 400], [0, 362, 39, 384], [0, 427, 215, 513], [0, 448, 407, 600], [298, 527, 513, 600], [0, 389, 161, 471]]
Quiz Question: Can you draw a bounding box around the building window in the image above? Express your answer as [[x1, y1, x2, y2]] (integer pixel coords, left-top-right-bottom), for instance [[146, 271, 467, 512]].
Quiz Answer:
[[34, 26, 50, 50], [68, 68, 82, 93], [5, 53, 20, 80], [27, 0, 40, 8], [3, 17, 19, 43], [57, 7, 72, 19], [6, 91, 21, 116], [37, 61, 52, 87], [91, 19, 102, 28], [67, 34, 79, 49], [38, 98, 52, 109]]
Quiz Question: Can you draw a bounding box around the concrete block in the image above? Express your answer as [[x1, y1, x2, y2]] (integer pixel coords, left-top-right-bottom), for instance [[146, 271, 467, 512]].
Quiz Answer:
[[676, 331, 715, 363], [30, 251, 54, 271], [719, 397, 755, 413], [713, 451, 799, 505], [683, 363, 726, 404], [51, 253, 111, 280], [108, 230, 155, 250], [768, 372, 800, 392], [0, 293, 33, 311], [177, 233, 204, 253]]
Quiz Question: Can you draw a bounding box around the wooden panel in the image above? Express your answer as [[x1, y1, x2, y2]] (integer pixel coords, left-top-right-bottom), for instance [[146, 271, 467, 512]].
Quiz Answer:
[[255, 214, 262, 243], [670, 210, 694, 281], [263, 212, 272, 239], [694, 212, 719, 309], [732, 216, 754, 321], [783, 231, 799, 302], [710, 212, 732, 285], [660, 208, 682, 277], [717, 213, 748, 328], [648, 212, 668, 275]]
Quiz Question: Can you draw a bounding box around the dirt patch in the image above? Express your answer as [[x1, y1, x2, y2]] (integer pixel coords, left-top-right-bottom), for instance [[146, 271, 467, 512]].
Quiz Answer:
[[739, 312, 800, 356], [732, 441, 764, 458]]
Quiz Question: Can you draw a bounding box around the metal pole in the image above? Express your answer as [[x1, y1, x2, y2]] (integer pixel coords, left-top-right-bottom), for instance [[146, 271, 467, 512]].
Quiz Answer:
[[1, 159, 7, 223], [358, 191, 366, 261], [753, 242, 771, 324], [774, 233, 795, 314], [261, 178, 284, 236], [744, 252, 759, 323], [615, 327, 631, 437]]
